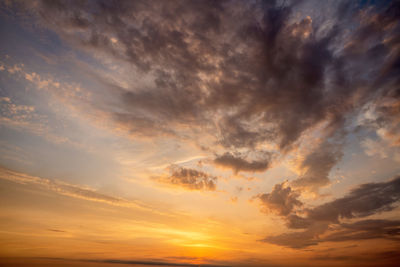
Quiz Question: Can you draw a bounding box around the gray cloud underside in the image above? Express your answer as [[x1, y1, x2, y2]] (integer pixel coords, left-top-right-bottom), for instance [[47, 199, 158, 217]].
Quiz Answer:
[[213, 152, 272, 173], [9, 0, 398, 178], [260, 176, 400, 248], [259, 182, 302, 216]]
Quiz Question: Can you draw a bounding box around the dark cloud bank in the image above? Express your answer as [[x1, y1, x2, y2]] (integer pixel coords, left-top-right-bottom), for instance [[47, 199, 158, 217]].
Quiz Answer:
[[8, 0, 398, 178]]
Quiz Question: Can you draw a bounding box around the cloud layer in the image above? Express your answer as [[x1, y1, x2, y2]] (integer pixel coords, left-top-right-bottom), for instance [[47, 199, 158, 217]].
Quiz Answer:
[[5, 0, 396, 183], [260, 176, 400, 248]]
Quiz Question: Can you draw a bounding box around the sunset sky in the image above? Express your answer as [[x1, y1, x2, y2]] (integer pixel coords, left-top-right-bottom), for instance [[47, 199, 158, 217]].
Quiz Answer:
[[0, 0, 399, 266]]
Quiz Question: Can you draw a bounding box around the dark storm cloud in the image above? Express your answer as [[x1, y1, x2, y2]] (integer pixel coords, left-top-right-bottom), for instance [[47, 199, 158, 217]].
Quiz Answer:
[[155, 165, 217, 191], [214, 152, 272, 174], [5, 0, 400, 183], [260, 176, 400, 248]]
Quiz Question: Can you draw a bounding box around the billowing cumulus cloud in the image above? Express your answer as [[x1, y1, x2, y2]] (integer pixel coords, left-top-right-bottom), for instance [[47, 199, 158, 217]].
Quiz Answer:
[[155, 165, 217, 191], [258, 182, 302, 216], [260, 176, 400, 248]]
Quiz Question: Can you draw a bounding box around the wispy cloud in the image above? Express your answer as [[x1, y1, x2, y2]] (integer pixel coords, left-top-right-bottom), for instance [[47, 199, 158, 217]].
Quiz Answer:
[[0, 166, 147, 210]]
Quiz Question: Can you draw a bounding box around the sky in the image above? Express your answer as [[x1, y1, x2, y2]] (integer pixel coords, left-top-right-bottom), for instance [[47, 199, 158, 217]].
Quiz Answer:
[[0, 0, 399, 266]]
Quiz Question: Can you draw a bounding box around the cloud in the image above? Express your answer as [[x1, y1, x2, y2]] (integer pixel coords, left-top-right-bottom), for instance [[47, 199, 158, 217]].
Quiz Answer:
[[10, 0, 395, 151], [214, 152, 272, 174], [47, 229, 66, 233], [0, 0, 399, 262], [260, 176, 400, 248], [0, 62, 94, 149], [0, 96, 39, 128], [362, 138, 388, 158], [261, 222, 328, 249], [155, 165, 217, 191], [360, 88, 400, 161], [0, 166, 147, 209], [307, 176, 400, 222], [291, 141, 343, 190], [264, 218, 400, 249], [323, 219, 400, 242], [285, 214, 312, 229], [91, 258, 230, 267], [258, 182, 302, 216], [4, 0, 400, 188], [311, 249, 400, 266], [376, 95, 400, 147], [0, 95, 64, 143], [26, 257, 230, 267]]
